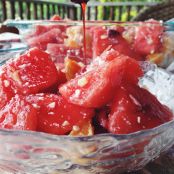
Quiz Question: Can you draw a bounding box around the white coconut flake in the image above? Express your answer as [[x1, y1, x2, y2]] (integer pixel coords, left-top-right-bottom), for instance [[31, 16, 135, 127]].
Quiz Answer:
[[4, 80, 10, 87], [78, 62, 85, 68], [32, 104, 40, 109], [137, 116, 141, 124], [25, 82, 29, 86], [100, 34, 108, 39], [11, 71, 22, 84], [18, 63, 31, 69], [48, 112, 54, 115], [62, 120, 70, 127], [78, 77, 88, 87], [129, 94, 141, 107], [27, 52, 30, 57], [147, 37, 153, 45], [73, 89, 81, 98], [52, 123, 59, 127], [48, 102, 56, 109], [150, 49, 155, 54], [38, 97, 44, 101]]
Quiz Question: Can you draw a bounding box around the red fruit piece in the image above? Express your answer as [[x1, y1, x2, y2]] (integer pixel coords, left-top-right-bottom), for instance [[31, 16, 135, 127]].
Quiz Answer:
[[125, 20, 164, 56], [123, 57, 143, 85], [59, 49, 143, 108], [126, 85, 173, 122], [26, 94, 94, 135], [1, 48, 58, 96], [46, 43, 84, 63], [50, 15, 62, 21], [108, 86, 173, 134], [0, 66, 15, 108], [0, 95, 37, 131], [92, 27, 141, 60], [88, 49, 143, 85], [27, 28, 66, 50], [59, 53, 127, 108], [25, 23, 66, 40]]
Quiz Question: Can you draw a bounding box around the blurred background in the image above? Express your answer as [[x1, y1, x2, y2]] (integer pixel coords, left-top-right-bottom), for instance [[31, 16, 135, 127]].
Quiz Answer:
[[0, 0, 165, 22]]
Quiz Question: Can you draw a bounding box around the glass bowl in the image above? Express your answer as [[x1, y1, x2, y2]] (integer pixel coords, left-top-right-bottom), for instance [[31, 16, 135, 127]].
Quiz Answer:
[[5, 19, 174, 68], [1, 20, 174, 174], [0, 31, 28, 66]]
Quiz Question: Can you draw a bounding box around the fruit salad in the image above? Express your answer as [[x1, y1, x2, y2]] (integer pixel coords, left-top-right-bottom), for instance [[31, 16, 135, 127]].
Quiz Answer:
[[24, 15, 174, 68], [0, 45, 172, 136], [0, 15, 173, 136]]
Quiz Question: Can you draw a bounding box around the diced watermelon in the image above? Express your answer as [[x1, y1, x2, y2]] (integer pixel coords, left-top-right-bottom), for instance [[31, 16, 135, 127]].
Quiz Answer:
[[108, 86, 173, 134], [26, 94, 94, 135], [0, 66, 15, 109], [59, 51, 127, 108], [92, 27, 142, 60], [0, 95, 37, 131], [88, 49, 143, 85], [123, 20, 164, 56], [0, 48, 58, 96], [46, 43, 84, 63], [27, 28, 66, 50]]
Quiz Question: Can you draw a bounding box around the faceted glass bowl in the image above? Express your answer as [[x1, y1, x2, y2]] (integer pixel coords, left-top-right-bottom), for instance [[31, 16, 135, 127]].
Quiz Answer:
[[1, 20, 174, 174], [0, 42, 28, 66], [0, 31, 28, 66]]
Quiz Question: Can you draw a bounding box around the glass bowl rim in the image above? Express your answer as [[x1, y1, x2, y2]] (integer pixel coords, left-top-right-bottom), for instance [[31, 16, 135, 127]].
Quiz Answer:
[[4, 19, 165, 28], [0, 118, 173, 141], [0, 44, 28, 53]]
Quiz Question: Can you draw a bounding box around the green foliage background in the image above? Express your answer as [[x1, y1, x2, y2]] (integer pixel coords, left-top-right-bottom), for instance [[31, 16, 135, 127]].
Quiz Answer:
[[0, 0, 163, 22], [96, 0, 162, 20]]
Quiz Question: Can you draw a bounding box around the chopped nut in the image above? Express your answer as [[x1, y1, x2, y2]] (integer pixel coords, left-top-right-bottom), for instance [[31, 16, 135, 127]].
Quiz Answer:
[[72, 125, 80, 132], [78, 62, 85, 68], [4, 80, 10, 87], [62, 120, 70, 127], [78, 77, 88, 87], [11, 70, 22, 85], [70, 121, 94, 136], [100, 34, 108, 39]]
